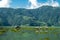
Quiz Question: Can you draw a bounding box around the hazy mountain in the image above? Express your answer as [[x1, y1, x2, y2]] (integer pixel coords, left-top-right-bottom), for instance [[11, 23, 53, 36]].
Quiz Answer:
[[0, 6, 60, 26]]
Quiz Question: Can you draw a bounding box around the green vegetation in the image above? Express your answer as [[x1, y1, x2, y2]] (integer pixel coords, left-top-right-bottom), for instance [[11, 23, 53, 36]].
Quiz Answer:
[[0, 6, 60, 40], [0, 27, 8, 35], [0, 6, 60, 26], [0, 26, 60, 40]]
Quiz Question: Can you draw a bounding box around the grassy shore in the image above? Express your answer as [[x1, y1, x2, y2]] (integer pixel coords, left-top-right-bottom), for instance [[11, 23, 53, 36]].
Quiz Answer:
[[0, 26, 60, 40]]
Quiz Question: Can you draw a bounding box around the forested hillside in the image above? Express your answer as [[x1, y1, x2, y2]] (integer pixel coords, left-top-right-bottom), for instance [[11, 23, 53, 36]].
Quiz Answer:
[[0, 6, 60, 26]]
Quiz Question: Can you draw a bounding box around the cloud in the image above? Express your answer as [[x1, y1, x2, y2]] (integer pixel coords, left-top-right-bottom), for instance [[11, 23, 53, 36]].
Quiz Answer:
[[27, 0, 60, 9], [0, 0, 11, 7], [27, 0, 39, 9], [49, 0, 59, 7]]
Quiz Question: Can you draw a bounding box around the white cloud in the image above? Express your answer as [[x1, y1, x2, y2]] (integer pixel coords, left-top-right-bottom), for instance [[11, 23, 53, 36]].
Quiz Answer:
[[39, 0, 59, 7], [50, 0, 59, 7], [27, 0, 39, 9], [29, 0, 37, 6], [0, 0, 10, 7], [27, 0, 60, 9]]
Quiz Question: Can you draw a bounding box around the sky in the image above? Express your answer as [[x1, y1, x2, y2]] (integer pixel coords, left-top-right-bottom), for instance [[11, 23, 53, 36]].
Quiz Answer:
[[0, 0, 60, 9]]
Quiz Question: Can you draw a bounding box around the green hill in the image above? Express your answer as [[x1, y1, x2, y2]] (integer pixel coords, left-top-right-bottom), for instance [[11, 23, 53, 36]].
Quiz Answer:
[[0, 6, 60, 26]]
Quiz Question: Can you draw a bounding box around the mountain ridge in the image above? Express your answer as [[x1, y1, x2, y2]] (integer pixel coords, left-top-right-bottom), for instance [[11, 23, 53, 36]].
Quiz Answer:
[[0, 6, 60, 26]]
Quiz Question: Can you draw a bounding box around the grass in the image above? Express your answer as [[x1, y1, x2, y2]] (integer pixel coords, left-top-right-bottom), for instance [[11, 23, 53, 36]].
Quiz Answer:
[[0, 27, 8, 35], [0, 26, 60, 40], [0, 26, 60, 34]]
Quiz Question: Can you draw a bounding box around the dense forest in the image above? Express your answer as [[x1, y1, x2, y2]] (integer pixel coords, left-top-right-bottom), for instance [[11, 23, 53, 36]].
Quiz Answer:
[[0, 6, 60, 26]]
